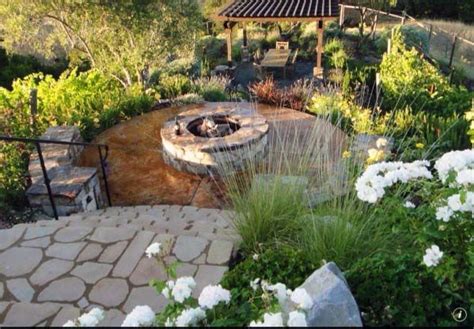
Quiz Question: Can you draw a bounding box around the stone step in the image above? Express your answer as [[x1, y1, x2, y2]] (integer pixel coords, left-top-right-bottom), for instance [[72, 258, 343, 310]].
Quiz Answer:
[[29, 205, 239, 243]]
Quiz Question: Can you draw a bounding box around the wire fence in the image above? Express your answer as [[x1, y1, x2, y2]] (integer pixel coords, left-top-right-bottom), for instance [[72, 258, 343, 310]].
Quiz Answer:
[[340, 4, 474, 81]]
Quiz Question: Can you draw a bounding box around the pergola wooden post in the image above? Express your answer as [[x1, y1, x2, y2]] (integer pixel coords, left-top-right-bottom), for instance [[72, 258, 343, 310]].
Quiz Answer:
[[224, 21, 235, 66], [315, 19, 324, 78], [215, 0, 340, 78]]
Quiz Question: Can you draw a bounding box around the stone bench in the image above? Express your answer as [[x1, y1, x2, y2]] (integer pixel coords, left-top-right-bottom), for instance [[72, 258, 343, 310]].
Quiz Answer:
[[26, 126, 104, 217]]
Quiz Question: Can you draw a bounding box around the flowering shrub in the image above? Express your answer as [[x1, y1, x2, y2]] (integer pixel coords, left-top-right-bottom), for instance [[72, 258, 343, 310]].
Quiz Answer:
[[350, 149, 474, 326], [64, 242, 314, 327]]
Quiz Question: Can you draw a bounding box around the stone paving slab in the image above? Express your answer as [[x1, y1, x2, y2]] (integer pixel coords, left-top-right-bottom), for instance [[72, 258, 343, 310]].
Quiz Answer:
[[0, 205, 238, 326]]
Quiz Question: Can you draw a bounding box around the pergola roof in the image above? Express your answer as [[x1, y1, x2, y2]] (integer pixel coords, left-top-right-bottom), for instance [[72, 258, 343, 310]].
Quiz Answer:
[[216, 0, 339, 22]]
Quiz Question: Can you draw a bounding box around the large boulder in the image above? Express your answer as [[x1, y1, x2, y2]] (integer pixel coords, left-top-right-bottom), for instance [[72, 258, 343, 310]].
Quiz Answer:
[[299, 262, 362, 327]]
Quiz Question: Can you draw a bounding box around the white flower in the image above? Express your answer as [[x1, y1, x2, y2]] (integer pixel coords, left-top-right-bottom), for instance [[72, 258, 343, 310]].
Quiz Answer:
[[63, 320, 76, 327], [288, 311, 308, 327], [175, 307, 206, 327], [447, 194, 462, 211], [63, 308, 104, 327], [404, 201, 416, 208], [376, 137, 388, 149], [249, 312, 284, 327], [121, 305, 155, 327], [267, 283, 289, 306], [171, 277, 196, 303], [250, 278, 260, 291], [435, 206, 453, 222], [198, 284, 231, 309], [290, 288, 313, 310], [78, 308, 104, 327], [435, 150, 474, 185], [356, 161, 432, 203], [164, 318, 174, 327], [145, 242, 162, 258], [423, 244, 444, 267], [252, 253, 259, 261]]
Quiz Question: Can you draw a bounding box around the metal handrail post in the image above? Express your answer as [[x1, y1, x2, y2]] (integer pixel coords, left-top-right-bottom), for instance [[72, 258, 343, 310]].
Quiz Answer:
[[35, 142, 59, 220], [98, 145, 112, 207]]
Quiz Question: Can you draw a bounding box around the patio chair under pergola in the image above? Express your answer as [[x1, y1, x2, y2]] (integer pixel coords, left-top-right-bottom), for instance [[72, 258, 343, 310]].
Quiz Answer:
[[215, 0, 340, 78]]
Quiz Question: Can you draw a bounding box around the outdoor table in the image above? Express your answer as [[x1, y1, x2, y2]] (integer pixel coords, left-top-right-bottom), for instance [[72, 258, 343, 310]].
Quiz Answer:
[[261, 48, 291, 79]]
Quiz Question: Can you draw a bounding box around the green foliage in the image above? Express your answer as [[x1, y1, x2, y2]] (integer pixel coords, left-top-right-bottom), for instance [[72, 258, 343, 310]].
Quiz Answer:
[[324, 39, 348, 70], [380, 30, 472, 116], [220, 247, 315, 326], [0, 48, 67, 89], [191, 76, 229, 102], [466, 102, 474, 145], [0, 0, 203, 87], [376, 25, 430, 55], [348, 178, 474, 326], [158, 74, 192, 99], [0, 70, 154, 216]]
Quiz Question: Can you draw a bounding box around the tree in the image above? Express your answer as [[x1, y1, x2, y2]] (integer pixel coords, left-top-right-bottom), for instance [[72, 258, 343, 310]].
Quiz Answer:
[[0, 0, 203, 88], [343, 0, 397, 42]]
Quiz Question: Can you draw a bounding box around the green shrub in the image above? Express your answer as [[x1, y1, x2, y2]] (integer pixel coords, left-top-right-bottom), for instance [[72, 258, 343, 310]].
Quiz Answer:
[[220, 246, 315, 326], [0, 47, 67, 89], [191, 76, 229, 102], [380, 30, 472, 117], [0, 69, 154, 217], [158, 74, 192, 99]]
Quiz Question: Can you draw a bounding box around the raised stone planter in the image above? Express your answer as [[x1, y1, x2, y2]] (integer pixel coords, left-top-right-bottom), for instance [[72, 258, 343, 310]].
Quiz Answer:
[[26, 126, 104, 217]]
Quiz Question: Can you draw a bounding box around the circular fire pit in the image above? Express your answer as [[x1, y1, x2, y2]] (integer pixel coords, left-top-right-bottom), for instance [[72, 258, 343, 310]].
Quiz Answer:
[[161, 106, 269, 175]]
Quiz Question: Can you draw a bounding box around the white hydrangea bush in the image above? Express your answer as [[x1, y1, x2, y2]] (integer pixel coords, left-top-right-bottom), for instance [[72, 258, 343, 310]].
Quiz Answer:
[[355, 149, 474, 270]]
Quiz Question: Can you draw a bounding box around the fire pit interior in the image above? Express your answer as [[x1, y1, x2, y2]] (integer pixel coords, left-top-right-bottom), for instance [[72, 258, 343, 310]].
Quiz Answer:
[[187, 115, 241, 138], [161, 106, 269, 175]]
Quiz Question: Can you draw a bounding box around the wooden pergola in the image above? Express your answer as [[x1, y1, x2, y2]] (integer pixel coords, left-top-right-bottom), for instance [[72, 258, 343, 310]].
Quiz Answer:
[[214, 0, 339, 77]]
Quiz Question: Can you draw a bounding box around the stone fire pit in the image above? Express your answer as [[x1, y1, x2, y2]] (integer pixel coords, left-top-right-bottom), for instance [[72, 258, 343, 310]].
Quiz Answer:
[[161, 105, 269, 175]]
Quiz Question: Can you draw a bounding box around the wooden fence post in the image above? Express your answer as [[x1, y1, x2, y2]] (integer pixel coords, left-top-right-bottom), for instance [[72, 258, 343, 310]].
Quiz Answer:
[[427, 24, 433, 52], [401, 11, 407, 25], [387, 38, 392, 54], [339, 4, 345, 28], [372, 13, 379, 40], [448, 35, 458, 69]]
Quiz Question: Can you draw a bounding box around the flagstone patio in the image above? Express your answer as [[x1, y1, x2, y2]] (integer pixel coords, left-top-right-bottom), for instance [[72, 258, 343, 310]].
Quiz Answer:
[[0, 205, 237, 326]]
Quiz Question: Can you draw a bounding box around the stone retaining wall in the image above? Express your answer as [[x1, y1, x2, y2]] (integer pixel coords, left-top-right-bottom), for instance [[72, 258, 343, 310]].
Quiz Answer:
[[26, 126, 104, 217]]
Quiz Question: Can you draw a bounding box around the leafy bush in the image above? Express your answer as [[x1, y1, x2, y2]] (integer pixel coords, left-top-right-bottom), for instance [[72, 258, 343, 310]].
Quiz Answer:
[[348, 151, 474, 326], [0, 70, 155, 217], [249, 78, 313, 111], [375, 25, 430, 55], [380, 30, 472, 117], [0, 47, 67, 89], [191, 76, 229, 102], [220, 247, 315, 326], [158, 74, 192, 99]]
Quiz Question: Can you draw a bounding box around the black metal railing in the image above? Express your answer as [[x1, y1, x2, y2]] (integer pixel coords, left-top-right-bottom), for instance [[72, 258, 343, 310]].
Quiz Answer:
[[0, 135, 112, 220]]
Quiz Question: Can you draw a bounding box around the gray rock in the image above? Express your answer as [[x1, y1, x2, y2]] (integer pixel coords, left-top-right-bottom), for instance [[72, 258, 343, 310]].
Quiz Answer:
[[6, 279, 35, 302], [2, 302, 61, 326], [30, 259, 74, 286], [0, 247, 43, 277], [71, 262, 113, 284], [173, 236, 208, 262], [298, 262, 362, 327], [89, 278, 129, 307], [21, 236, 51, 248], [0, 226, 25, 250], [38, 277, 86, 302], [45, 242, 86, 260], [55, 227, 92, 242]]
